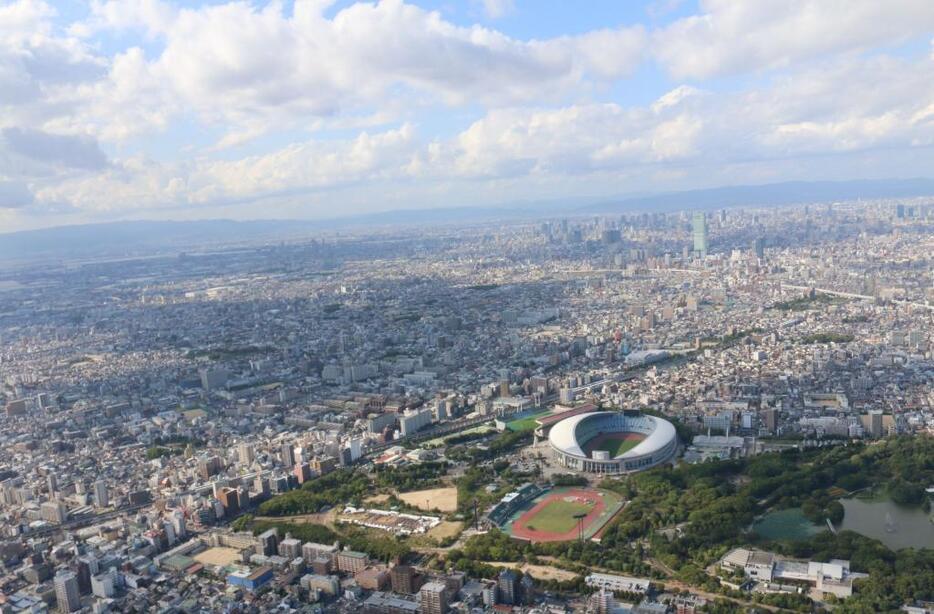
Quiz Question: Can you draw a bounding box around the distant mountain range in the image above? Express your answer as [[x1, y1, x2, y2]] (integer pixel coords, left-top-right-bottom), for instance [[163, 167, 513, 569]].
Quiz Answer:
[[582, 177, 934, 213], [2, 177, 932, 262]]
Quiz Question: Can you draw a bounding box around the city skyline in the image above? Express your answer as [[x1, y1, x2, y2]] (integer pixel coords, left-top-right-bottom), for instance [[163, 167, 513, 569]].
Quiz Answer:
[[2, 0, 934, 231]]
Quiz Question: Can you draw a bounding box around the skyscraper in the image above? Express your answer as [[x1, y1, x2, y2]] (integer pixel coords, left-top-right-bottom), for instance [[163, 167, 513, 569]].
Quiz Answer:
[[692, 212, 708, 258], [752, 237, 765, 260], [54, 570, 81, 613]]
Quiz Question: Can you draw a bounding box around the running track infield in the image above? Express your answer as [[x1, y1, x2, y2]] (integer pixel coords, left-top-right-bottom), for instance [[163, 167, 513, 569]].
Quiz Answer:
[[505, 487, 624, 543]]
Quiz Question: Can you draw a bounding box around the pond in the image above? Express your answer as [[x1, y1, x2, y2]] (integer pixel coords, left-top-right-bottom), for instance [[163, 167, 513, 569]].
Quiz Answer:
[[838, 498, 934, 550], [752, 508, 824, 541]]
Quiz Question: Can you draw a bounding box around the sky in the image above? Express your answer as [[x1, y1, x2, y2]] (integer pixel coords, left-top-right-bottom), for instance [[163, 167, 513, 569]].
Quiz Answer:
[[2, 0, 934, 231]]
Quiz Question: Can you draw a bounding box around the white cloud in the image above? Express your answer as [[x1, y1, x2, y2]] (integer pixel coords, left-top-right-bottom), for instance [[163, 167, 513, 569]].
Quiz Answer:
[[35, 47, 934, 218], [481, 0, 515, 20], [3, 0, 934, 228], [36, 124, 420, 212], [68, 0, 645, 143], [0, 180, 33, 209], [655, 0, 934, 79], [71, 0, 178, 38], [1, 127, 108, 170]]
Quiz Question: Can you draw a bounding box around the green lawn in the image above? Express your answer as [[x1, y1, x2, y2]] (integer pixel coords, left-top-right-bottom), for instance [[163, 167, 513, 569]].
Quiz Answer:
[[526, 499, 594, 533], [506, 410, 552, 432], [590, 437, 642, 457]]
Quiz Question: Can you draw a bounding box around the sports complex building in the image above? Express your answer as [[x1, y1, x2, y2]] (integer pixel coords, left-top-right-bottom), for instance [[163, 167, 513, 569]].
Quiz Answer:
[[548, 411, 678, 474]]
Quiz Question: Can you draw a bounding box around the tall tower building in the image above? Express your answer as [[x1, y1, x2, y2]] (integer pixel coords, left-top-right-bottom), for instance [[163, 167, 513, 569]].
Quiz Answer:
[[752, 237, 765, 260], [54, 571, 81, 613], [692, 212, 708, 258]]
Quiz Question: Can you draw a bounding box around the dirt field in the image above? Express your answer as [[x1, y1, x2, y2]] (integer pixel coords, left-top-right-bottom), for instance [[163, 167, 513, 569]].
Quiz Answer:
[[427, 520, 463, 541], [255, 508, 337, 527], [365, 494, 392, 504], [398, 487, 458, 512], [194, 547, 243, 567], [482, 561, 579, 582]]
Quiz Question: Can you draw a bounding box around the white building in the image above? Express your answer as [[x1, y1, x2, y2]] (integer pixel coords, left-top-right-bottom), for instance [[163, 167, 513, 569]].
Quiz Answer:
[[584, 573, 650, 594], [399, 408, 432, 437], [720, 548, 867, 598], [91, 570, 117, 598]]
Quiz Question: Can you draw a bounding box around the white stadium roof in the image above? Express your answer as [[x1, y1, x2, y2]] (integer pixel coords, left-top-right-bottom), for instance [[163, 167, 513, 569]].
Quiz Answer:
[[548, 411, 677, 459]]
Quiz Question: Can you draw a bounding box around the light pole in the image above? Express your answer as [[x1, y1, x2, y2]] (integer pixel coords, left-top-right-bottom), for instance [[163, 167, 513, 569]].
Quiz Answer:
[[573, 512, 587, 543]]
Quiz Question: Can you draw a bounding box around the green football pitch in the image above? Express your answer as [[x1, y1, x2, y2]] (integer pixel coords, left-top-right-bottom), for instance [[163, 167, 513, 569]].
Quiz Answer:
[[525, 499, 595, 533], [589, 437, 642, 457], [505, 410, 551, 432]]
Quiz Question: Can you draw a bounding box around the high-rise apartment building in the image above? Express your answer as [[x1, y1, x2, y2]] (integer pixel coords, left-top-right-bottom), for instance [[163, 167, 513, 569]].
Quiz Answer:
[[257, 528, 279, 556], [237, 442, 254, 465], [391, 564, 421, 594], [497, 569, 518, 605], [93, 481, 108, 508], [280, 443, 296, 468], [54, 571, 81, 613], [419, 581, 448, 614]]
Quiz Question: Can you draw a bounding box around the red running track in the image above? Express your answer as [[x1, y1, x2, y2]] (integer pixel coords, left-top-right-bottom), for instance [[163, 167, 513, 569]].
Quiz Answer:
[[509, 488, 606, 543]]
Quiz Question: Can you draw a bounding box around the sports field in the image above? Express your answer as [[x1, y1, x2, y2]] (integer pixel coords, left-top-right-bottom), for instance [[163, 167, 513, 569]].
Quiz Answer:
[[524, 498, 594, 533], [503, 487, 625, 543], [582, 432, 645, 457], [398, 487, 458, 512], [505, 410, 552, 432]]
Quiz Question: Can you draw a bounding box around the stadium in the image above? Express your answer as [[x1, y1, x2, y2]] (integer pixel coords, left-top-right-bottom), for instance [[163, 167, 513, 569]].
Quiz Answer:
[[548, 411, 678, 474], [488, 484, 625, 543]]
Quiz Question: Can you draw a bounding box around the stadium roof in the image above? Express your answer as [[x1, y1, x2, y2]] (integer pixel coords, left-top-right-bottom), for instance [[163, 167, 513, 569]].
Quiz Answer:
[[535, 402, 598, 428], [548, 412, 676, 459]]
